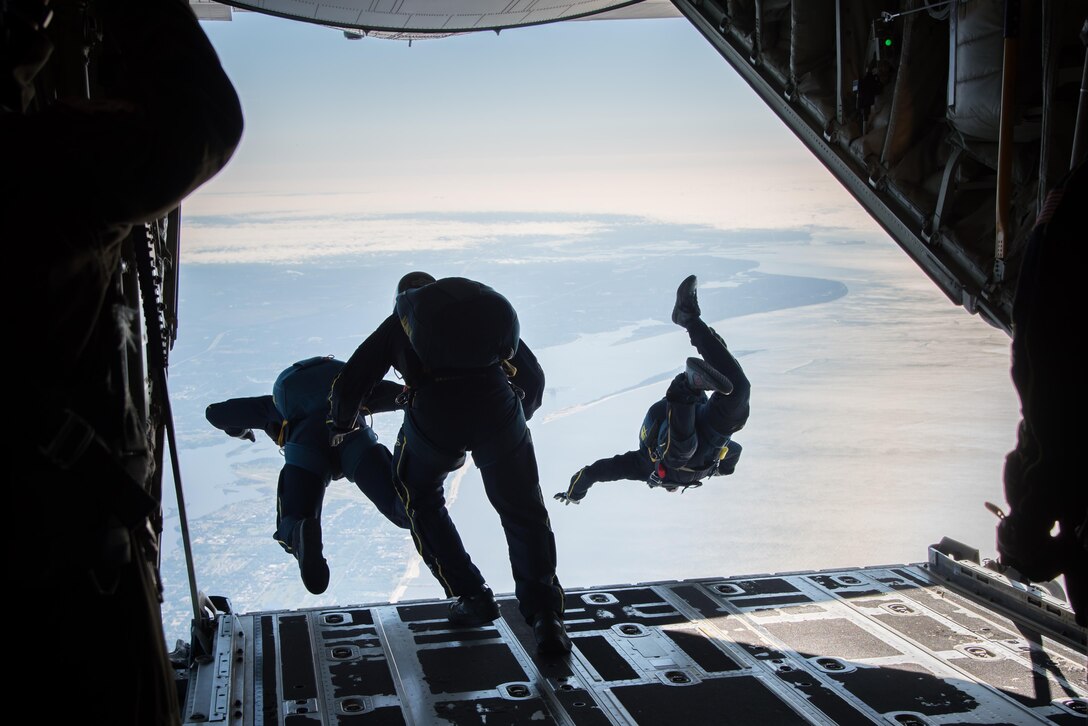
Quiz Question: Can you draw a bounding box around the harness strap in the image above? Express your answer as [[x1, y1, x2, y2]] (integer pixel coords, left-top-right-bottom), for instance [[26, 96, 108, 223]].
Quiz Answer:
[[403, 361, 524, 403], [429, 363, 503, 383]]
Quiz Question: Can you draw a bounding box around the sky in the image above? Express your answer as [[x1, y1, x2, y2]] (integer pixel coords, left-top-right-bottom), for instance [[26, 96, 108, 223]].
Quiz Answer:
[[159, 7, 1025, 646], [183, 9, 873, 258]]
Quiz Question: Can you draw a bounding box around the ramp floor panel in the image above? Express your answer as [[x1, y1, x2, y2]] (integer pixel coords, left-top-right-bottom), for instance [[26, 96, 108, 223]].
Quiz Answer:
[[183, 555, 1087, 725]]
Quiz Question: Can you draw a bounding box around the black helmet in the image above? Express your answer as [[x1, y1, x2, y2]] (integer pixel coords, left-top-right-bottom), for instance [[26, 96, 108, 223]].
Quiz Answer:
[[396, 271, 436, 294]]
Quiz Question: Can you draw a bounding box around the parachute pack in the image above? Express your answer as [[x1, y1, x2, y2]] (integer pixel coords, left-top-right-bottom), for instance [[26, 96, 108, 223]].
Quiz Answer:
[[272, 356, 344, 422], [395, 277, 520, 371]]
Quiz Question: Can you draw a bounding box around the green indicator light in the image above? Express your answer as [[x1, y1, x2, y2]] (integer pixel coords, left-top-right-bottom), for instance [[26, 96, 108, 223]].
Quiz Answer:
[[884, 38, 892, 47]]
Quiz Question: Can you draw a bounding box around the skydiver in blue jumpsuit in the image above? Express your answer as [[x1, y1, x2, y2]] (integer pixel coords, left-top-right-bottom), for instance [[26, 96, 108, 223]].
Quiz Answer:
[[206, 358, 416, 595], [555, 275, 749, 503]]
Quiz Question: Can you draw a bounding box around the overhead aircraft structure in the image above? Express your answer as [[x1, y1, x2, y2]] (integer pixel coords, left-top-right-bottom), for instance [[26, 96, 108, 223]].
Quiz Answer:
[[193, 0, 1087, 334], [6, 0, 1084, 723]]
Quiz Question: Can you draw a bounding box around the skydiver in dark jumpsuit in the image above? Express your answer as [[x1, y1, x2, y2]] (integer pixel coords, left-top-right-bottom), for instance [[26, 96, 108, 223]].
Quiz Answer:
[[206, 358, 418, 595], [328, 272, 570, 656], [555, 275, 749, 503]]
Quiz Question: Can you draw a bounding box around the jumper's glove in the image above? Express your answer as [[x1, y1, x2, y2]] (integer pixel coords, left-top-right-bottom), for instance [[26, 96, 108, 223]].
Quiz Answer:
[[554, 468, 591, 505], [223, 427, 256, 442]]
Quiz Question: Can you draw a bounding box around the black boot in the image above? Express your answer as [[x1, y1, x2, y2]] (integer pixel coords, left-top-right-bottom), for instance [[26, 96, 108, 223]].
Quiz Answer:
[[448, 585, 500, 627], [532, 611, 572, 656], [671, 274, 701, 327], [295, 518, 330, 595], [685, 357, 733, 395]]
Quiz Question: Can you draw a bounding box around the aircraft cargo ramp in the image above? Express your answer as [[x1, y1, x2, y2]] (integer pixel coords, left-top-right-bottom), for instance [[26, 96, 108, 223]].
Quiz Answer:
[[180, 542, 1086, 725]]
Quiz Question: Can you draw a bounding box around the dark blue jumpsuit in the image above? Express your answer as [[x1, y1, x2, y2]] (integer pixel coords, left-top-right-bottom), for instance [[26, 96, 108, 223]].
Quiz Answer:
[[206, 368, 412, 556], [653, 319, 750, 485], [329, 312, 564, 625], [566, 318, 749, 496]]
